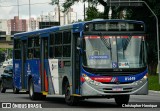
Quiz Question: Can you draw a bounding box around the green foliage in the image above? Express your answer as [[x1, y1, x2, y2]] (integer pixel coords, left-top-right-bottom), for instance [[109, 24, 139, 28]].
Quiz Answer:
[[0, 49, 5, 62], [0, 48, 13, 62], [148, 75, 160, 91], [49, 0, 59, 5], [85, 6, 103, 21]]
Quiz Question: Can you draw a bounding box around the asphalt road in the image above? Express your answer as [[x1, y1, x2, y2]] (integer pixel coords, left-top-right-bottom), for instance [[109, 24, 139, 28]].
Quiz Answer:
[[0, 89, 160, 111], [0, 67, 160, 111]]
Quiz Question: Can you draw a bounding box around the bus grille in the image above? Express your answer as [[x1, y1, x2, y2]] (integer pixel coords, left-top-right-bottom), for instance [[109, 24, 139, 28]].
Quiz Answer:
[[102, 87, 133, 93]]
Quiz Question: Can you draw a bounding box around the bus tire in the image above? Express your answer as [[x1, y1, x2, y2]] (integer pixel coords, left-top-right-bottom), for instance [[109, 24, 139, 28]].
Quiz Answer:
[[65, 82, 79, 106], [115, 95, 130, 106], [29, 78, 38, 100], [0, 82, 6, 93], [13, 87, 19, 94], [40, 94, 46, 100]]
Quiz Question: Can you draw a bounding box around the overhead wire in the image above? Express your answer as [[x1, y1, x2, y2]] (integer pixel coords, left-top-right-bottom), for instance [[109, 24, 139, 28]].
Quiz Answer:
[[0, 2, 52, 7]]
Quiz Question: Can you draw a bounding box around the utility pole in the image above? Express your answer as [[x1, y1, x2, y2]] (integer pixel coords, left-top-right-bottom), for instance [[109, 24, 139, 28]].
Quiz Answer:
[[58, 0, 60, 25], [84, 2, 85, 20], [29, 0, 31, 31], [17, 0, 19, 31]]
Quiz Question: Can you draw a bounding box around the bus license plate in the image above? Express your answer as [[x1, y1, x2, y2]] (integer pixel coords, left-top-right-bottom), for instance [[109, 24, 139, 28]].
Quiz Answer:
[[112, 87, 123, 91]]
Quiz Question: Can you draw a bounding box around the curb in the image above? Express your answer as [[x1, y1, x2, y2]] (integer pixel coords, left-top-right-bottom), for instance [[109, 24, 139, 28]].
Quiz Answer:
[[149, 90, 160, 94]]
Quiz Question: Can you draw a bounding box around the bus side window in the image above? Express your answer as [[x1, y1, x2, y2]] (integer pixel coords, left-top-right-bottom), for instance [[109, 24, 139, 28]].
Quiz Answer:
[[28, 37, 34, 59], [49, 33, 54, 58], [63, 31, 71, 57], [54, 32, 62, 57], [14, 39, 21, 60]]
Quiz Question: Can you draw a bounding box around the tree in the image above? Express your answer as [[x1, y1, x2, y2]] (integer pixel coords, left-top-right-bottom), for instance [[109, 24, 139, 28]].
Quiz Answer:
[[0, 49, 5, 62], [85, 6, 103, 21]]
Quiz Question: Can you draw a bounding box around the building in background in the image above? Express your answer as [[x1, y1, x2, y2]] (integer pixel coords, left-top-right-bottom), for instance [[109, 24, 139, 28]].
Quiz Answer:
[[0, 31, 12, 48], [0, 6, 78, 49], [37, 12, 60, 29], [7, 16, 27, 34], [53, 7, 77, 25], [27, 18, 37, 31], [63, 8, 77, 24], [0, 19, 8, 34], [39, 22, 59, 29]]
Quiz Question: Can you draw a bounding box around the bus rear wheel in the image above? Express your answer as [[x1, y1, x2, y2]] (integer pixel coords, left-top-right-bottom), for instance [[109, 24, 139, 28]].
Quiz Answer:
[[65, 82, 79, 106], [29, 78, 38, 100], [13, 86, 19, 94], [115, 95, 130, 106]]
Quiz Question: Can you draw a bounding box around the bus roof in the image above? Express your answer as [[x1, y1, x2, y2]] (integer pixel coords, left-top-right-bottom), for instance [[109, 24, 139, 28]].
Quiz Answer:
[[14, 19, 144, 39]]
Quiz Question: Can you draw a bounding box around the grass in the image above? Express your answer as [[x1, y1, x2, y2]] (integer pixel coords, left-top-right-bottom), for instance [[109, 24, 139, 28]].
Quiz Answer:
[[148, 74, 160, 91]]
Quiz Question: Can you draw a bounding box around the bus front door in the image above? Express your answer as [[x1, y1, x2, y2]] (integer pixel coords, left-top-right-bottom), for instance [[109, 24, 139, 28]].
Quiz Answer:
[[40, 37, 48, 92]]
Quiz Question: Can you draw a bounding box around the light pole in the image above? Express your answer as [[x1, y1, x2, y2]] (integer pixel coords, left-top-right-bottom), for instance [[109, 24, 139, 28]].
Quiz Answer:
[[84, 2, 85, 20], [29, 0, 31, 31], [17, 0, 19, 31], [57, 0, 60, 25]]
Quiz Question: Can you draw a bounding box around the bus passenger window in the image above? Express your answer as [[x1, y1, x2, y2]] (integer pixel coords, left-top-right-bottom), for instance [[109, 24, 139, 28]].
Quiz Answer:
[[28, 49, 33, 59], [63, 45, 71, 57], [49, 33, 55, 58], [63, 31, 71, 57], [55, 46, 62, 57], [55, 33, 62, 44]]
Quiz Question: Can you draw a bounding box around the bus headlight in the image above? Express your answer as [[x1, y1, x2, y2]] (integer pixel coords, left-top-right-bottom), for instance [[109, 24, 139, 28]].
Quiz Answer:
[[143, 75, 148, 80], [83, 74, 100, 86], [133, 74, 148, 85], [141, 74, 148, 81]]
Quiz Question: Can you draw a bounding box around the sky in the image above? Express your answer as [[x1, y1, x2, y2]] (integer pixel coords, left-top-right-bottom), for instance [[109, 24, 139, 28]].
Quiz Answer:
[[0, 0, 73, 19], [0, 0, 86, 20], [0, 0, 104, 20]]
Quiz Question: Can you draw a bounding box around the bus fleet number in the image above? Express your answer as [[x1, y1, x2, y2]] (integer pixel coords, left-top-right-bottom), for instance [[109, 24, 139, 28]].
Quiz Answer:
[[125, 77, 136, 81]]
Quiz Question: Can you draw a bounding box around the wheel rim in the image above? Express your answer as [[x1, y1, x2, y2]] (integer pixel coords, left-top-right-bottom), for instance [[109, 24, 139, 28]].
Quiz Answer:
[[65, 85, 71, 101], [30, 82, 33, 97]]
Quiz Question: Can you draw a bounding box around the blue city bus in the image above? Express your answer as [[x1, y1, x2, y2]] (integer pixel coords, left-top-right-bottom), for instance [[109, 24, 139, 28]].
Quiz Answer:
[[13, 19, 148, 106]]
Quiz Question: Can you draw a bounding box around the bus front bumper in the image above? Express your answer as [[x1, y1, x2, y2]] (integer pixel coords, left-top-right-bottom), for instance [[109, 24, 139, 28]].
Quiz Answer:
[[81, 78, 148, 96]]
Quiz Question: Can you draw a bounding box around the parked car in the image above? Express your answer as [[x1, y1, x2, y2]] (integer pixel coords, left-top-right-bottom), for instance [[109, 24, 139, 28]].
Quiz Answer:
[[2, 60, 12, 68], [0, 62, 2, 67], [0, 65, 13, 93]]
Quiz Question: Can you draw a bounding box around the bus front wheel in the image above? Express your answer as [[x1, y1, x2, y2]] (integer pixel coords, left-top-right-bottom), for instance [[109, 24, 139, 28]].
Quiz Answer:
[[29, 78, 46, 100], [115, 95, 130, 106], [65, 82, 79, 106], [29, 78, 38, 100]]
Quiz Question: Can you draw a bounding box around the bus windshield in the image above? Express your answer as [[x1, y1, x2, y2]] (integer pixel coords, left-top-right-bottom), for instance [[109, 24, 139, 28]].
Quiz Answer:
[[83, 35, 147, 69]]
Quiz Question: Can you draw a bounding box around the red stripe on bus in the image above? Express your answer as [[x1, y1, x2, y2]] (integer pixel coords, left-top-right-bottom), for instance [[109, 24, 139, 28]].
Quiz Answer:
[[121, 36, 128, 38], [80, 76, 113, 83], [80, 77, 85, 82], [103, 36, 110, 38], [133, 36, 141, 38], [44, 70, 48, 92], [90, 77, 112, 82], [85, 36, 100, 39]]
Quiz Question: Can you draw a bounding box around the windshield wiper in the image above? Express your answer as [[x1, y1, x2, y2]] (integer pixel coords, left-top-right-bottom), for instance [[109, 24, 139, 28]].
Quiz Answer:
[[100, 37, 111, 50], [122, 36, 131, 50], [100, 37, 112, 60]]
